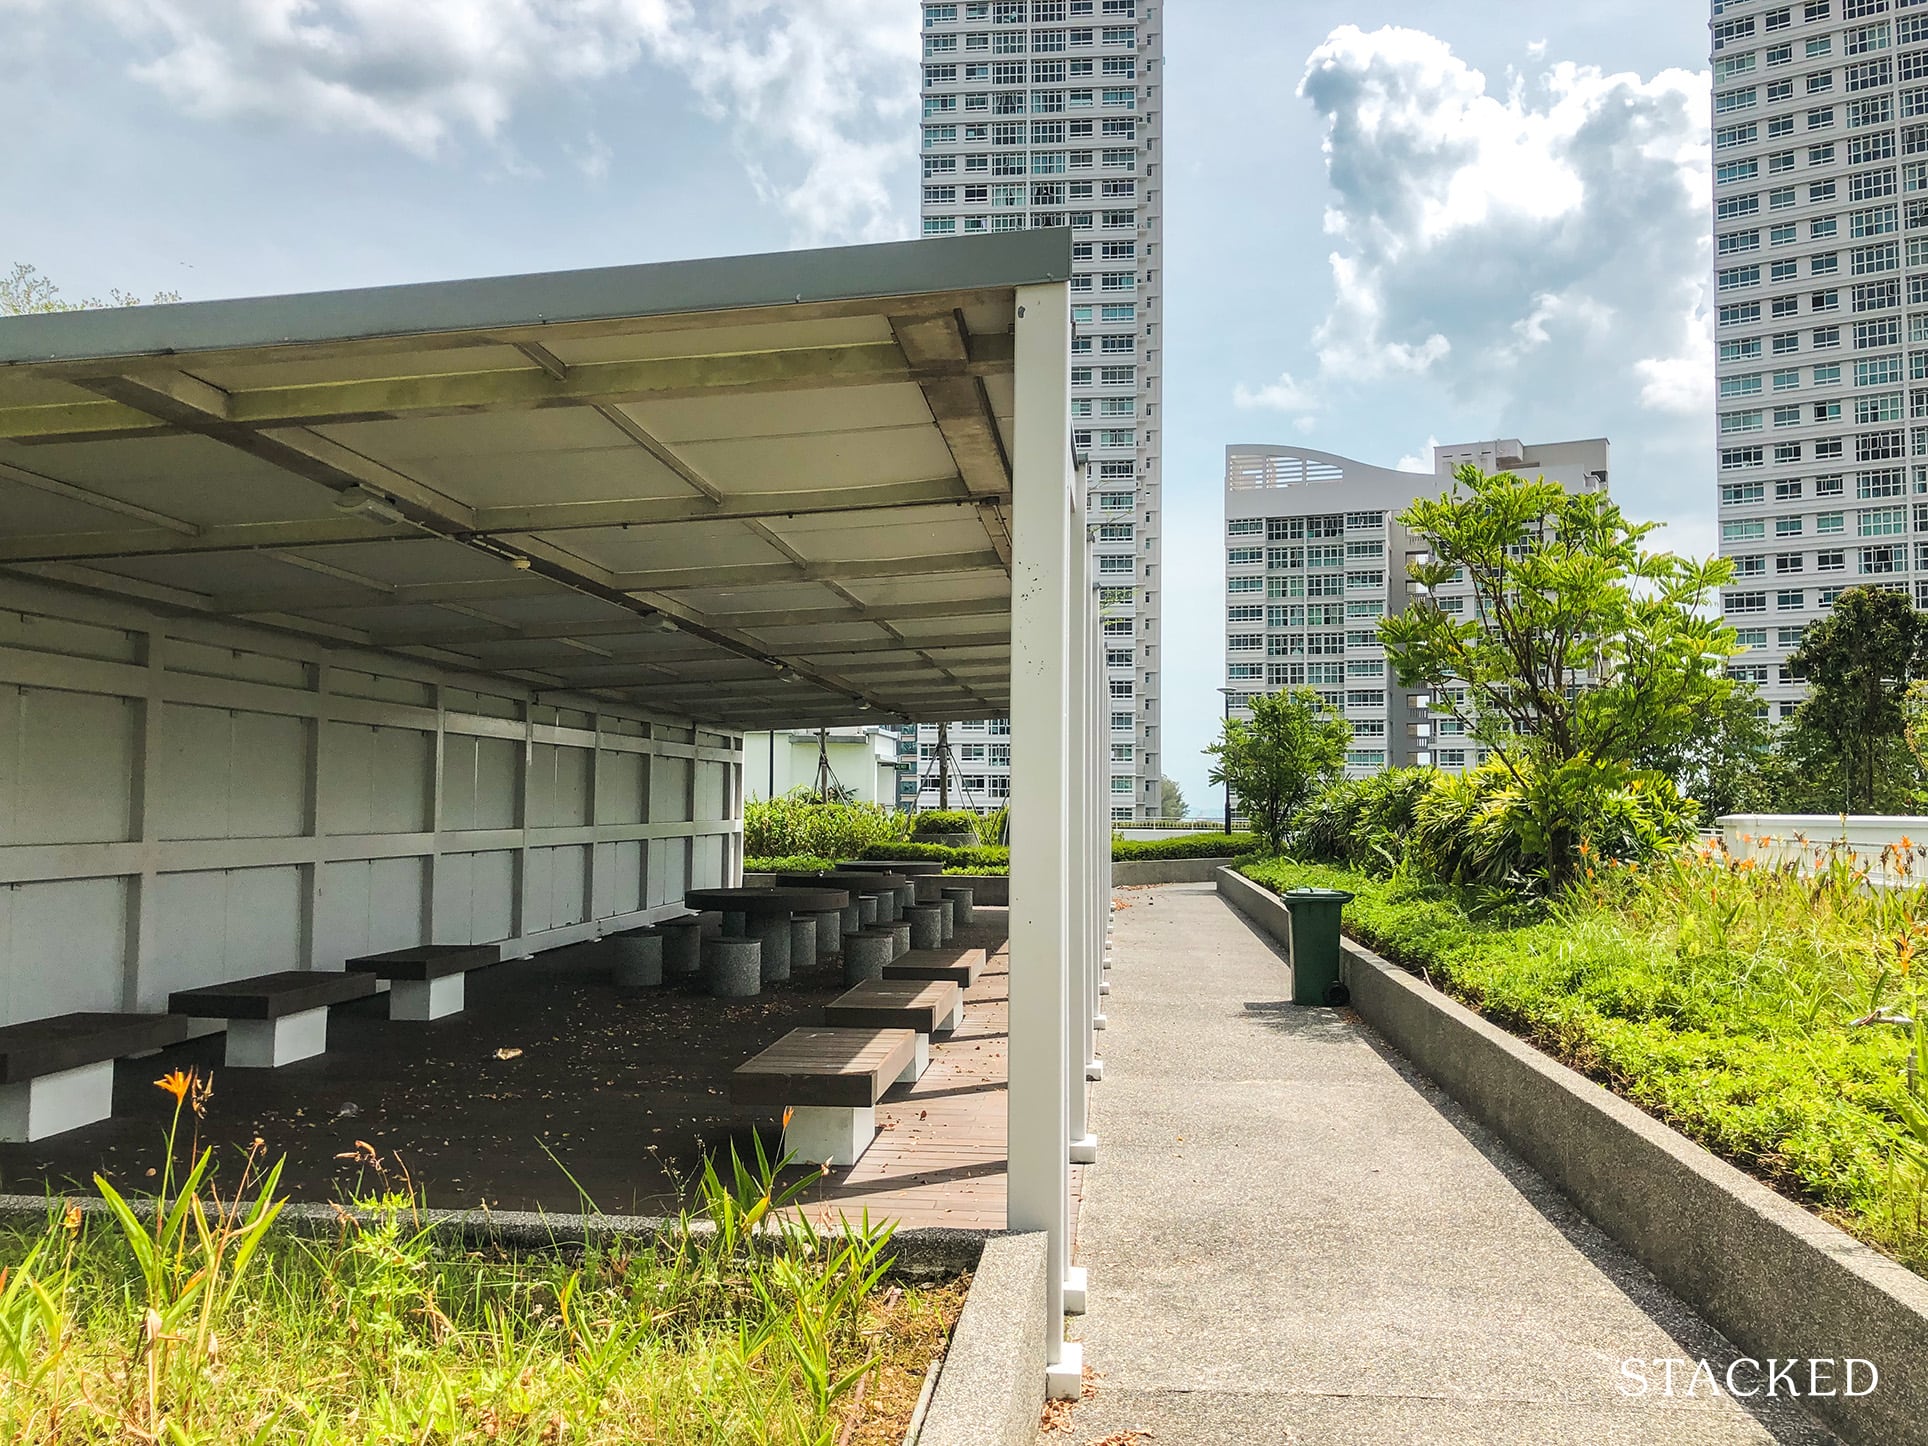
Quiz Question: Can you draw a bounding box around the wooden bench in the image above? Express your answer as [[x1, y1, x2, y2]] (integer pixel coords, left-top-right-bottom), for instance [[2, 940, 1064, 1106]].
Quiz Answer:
[[822, 978, 963, 1084], [883, 946, 986, 990], [345, 943, 501, 1020], [824, 976, 963, 1035], [732, 1026, 919, 1166], [170, 971, 377, 1068], [0, 1012, 191, 1142]]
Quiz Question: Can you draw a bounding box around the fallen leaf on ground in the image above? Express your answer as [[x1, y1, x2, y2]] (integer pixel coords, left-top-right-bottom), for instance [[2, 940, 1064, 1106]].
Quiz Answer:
[[494, 1048, 524, 1061]]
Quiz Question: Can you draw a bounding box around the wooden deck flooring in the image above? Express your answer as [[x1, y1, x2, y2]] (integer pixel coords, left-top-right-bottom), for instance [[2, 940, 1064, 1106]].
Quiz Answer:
[[797, 935, 1087, 1235]]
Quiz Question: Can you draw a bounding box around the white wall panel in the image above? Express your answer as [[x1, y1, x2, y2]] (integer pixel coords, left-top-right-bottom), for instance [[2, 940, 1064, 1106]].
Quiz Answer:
[[0, 687, 136, 846], [596, 840, 643, 916], [317, 856, 427, 967], [0, 579, 739, 1025], [155, 705, 308, 840], [650, 756, 692, 823], [319, 722, 433, 836], [0, 878, 127, 1026], [600, 751, 645, 825], [145, 867, 303, 1010]]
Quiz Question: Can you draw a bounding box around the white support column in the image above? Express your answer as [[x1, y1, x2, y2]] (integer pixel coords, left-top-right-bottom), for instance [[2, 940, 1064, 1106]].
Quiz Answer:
[[426, 683, 448, 942], [121, 629, 164, 1012], [514, 704, 536, 947], [585, 711, 604, 922], [1008, 280, 1079, 1398], [1067, 472, 1096, 1170], [299, 661, 331, 971]]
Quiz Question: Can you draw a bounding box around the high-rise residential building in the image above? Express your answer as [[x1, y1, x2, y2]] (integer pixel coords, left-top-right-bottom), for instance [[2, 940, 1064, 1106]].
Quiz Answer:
[[918, 0, 1164, 821], [1711, 0, 1928, 720], [1223, 439, 1610, 778]]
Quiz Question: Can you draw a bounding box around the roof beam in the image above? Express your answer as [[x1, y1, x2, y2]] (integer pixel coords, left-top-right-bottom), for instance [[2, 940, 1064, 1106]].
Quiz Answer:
[[0, 476, 980, 565], [0, 458, 202, 534], [607, 550, 1006, 593], [716, 595, 1009, 631], [2, 340, 1015, 443], [891, 312, 1014, 567]]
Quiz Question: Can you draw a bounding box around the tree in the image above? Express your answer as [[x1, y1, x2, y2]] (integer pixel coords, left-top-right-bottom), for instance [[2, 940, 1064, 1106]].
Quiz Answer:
[[1205, 688, 1350, 853], [1381, 465, 1737, 885], [1788, 587, 1926, 812], [1158, 778, 1189, 820], [1, 262, 179, 316], [1638, 683, 1790, 822]]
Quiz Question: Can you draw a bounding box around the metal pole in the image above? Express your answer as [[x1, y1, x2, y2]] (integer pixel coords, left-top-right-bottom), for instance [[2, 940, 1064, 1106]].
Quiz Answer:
[[938, 720, 951, 810], [1223, 690, 1232, 834]]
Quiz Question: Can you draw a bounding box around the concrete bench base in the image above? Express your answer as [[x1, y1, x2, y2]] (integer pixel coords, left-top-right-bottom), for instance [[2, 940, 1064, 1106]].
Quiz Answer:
[[706, 937, 762, 997], [734, 1025, 917, 1167], [0, 1060, 115, 1143], [610, 931, 664, 991], [658, 920, 704, 976], [784, 1104, 876, 1167], [900, 1032, 930, 1083], [844, 931, 894, 984], [392, 974, 464, 1021], [902, 910, 940, 956], [226, 1010, 330, 1068]]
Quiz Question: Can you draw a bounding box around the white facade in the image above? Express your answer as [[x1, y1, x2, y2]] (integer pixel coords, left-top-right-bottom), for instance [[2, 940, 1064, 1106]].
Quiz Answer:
[[1223, 439, 1610, 778], [0, 575, 741, 1028], [742, 727, 905, 806], [918, 0, 1164, 821], [1711, 0, 1928, 719]]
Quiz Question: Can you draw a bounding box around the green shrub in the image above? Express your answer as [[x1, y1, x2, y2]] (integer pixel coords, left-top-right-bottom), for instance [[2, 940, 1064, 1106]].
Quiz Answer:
[[859, 840, 1010, 872], [1290, 758, 1698, 893], [743, 854, 837, 874], [910, 809, 983, 839], [1408, 757, 1697, 891], [1293, 768, 1435, 871], [1238, 852, 1928, 1279], [1110, 832, 1261, 861], [744, 794, 907, 860]]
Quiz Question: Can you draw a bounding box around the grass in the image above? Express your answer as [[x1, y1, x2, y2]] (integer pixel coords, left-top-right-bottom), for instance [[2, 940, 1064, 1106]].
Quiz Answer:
[[0, 1074, 962, 1444], [1240, 845, 1928, 1279]]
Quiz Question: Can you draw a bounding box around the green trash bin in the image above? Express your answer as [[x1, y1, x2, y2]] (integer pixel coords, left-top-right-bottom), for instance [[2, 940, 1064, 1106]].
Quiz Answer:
[[1285, 887, 1354, 1006]]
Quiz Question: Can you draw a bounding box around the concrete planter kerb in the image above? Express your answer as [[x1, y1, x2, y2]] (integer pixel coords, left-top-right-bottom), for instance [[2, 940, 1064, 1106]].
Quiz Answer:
[[1216, 864, 1928, 1446]]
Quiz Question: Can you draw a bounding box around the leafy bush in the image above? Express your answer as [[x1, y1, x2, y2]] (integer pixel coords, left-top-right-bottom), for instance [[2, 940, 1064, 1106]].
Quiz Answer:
[[743, 854, 837, 874], [1292, 769, 1436, 872], [1238, 851, 1928, 1279], [910, 809, 983, 839], [860, 840, 1009, 871], [978, 805, 1011, 846], [744, 794, 907, 860], [1408, 757, 1697, 891], [1110, 832, 1260, 861], [1291, 758, 1697, 894]]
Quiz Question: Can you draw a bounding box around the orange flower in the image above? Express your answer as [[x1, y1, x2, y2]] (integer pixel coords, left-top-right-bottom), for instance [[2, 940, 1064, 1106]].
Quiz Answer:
[[154, 1069, 192, 1106]]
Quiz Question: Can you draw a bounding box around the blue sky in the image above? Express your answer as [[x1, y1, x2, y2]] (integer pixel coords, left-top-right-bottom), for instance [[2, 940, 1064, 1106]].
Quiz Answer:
[[0, 0, 1712, 815]]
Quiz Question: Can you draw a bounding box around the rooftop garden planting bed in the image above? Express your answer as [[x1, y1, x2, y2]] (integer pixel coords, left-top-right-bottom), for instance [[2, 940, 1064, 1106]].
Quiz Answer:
[[1238, 852, 1928, 1280]]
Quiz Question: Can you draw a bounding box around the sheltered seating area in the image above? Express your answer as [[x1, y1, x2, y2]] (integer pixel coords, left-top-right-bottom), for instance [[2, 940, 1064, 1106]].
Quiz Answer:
[[0, 232, 1107, 1393]]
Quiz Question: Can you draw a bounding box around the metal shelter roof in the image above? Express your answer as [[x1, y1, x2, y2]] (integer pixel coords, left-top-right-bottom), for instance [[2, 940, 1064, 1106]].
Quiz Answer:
[[0, 231, 1073, 731]]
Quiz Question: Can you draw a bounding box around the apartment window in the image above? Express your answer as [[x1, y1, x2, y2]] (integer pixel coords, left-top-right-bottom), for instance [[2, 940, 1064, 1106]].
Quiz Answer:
[[1776, 551, 1804, 572]]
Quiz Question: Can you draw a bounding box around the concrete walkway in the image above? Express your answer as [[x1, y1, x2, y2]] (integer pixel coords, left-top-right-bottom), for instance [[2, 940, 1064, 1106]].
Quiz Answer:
[[1050, 884, 1836, 1446]]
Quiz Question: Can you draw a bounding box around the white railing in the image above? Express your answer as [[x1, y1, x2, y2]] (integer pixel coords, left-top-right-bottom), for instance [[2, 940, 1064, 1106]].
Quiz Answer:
[[1717, 813, 1928, 890], [1113, 819, 1228, 840]]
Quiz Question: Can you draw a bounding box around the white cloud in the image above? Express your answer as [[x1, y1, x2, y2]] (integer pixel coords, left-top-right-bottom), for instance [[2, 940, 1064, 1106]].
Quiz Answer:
[[1396, 436, 1442, 473], [1263, 25, 1711, 435], [1232, 370, 1320, 416], [77, 0, 918, 241]]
